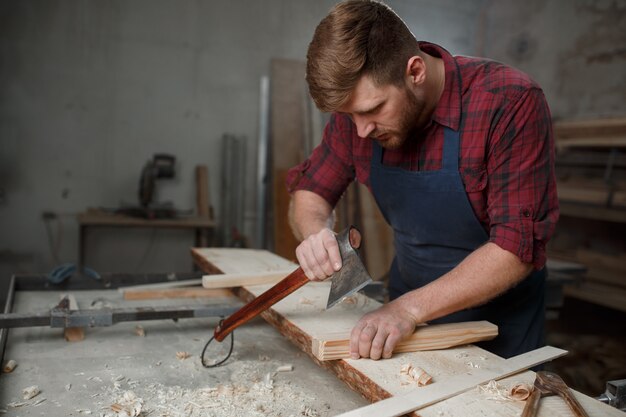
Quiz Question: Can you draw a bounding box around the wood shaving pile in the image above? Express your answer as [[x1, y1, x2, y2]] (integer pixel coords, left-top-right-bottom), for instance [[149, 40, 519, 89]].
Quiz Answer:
[[95, 360, 321, 417], [478, 380, 533, 402]]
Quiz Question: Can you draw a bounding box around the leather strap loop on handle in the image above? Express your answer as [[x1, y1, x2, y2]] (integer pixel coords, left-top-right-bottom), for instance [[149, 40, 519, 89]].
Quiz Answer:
[[213, 267, 309, 342]]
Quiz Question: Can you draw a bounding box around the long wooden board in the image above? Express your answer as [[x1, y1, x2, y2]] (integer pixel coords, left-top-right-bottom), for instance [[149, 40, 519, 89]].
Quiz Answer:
[[312, 321, 498, 361], [336, 346, 567, 417], [192, 249, 621, 417]]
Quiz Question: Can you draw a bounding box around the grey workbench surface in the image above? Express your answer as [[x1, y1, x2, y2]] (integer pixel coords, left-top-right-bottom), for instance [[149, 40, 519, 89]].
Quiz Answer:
[[0, 290, 366, 416]]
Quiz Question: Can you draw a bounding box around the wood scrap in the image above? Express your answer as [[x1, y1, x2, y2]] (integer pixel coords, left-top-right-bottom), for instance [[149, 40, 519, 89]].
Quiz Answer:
[[22, 385, 40, 400], [134, 325, 145, 337], [311, 321, 498, 361], [176, 351, 191, 360], [62, 294, 84, 342], [3, 359, 17, 373]]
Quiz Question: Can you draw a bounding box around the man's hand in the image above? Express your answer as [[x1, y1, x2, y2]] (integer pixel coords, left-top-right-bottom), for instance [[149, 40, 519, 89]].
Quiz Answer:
[[295, 228, 342, 281], [350, 300, 418, 360]]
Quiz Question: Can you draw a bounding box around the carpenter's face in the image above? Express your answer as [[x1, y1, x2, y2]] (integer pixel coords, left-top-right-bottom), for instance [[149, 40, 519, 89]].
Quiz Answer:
[[338, 75, 428, 150]]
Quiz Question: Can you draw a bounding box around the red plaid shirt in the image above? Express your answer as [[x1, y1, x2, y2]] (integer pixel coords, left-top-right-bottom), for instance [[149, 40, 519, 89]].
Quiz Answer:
[[287, 42, 558, 269]]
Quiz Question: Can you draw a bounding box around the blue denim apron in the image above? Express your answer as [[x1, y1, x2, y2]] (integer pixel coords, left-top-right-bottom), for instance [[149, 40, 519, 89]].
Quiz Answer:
[[369, 127, 545, 358]]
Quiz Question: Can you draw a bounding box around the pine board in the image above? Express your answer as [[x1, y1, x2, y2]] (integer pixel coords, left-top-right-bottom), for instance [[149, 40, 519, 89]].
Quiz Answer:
[[192, 249, 619, 417]]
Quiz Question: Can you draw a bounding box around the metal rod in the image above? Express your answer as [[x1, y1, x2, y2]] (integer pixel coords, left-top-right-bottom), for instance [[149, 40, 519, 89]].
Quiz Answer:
[[0, 304, 240, 329], [0, 275, 16, 369]]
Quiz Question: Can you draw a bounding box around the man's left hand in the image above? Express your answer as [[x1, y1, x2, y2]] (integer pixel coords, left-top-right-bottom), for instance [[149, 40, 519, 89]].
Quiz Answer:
[[349, 300, 418, 360]]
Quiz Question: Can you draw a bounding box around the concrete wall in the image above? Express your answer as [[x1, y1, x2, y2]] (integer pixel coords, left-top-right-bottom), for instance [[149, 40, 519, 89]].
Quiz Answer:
[[0, 0, 624, 277]]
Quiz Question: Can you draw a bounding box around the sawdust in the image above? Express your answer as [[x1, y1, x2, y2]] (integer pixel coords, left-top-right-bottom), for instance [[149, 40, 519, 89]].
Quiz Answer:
[[92, 359, 323, 417]]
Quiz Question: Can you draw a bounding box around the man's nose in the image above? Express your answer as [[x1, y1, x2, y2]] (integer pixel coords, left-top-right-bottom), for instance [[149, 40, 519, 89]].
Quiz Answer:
[[353, 115, 375, 138]]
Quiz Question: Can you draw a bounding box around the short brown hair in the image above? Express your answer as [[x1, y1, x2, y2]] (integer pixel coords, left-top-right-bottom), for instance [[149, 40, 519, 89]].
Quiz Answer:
[[306, 0, 420, 112]]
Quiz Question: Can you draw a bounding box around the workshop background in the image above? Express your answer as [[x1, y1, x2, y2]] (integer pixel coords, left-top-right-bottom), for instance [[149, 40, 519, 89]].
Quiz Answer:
[[1, 0, 625, 402]]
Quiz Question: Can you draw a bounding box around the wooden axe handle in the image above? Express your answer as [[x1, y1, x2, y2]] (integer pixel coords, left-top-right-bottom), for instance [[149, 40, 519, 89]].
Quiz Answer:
[[214, 267, 309, 342]]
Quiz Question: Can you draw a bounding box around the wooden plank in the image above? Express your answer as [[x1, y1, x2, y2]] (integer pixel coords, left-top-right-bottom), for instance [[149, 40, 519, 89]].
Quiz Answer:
[[123, 287, 234, 300], [358, 183, 394, 282], [555, 136, 626, 150], [559, 202, 626, 224], [202, 269, 296, 289], [563, 282, 626, 313], [193, 248, 618, 417], [273, 169, 300, 262], [191, 247, 296, 275], [271, 59, 307, 261], [195, 165, 212, 247], [335, 346, 567, 417], [554, 117, 626, 139], [312, 321, 498, 361], [195, 165, 211, 219]]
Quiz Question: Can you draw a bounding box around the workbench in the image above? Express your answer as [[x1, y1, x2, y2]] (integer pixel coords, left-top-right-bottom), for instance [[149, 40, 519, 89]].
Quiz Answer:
[[1, 270, 622, 416], [77, 209, 216, 268], [0, 276, 365, 416]]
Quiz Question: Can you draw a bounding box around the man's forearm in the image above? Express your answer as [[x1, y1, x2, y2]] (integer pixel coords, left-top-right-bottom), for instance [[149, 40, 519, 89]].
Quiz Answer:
[[288, 190, 335, 241], [397, 242, 534, 323]]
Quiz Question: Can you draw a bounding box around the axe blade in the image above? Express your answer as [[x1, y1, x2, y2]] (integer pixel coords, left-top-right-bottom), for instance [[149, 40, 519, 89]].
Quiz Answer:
[[326, 226, 373, 309]]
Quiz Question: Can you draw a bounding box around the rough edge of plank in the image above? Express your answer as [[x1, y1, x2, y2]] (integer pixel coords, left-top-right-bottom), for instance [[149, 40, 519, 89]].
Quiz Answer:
[[201, 269, 296, 289], [335, 345, 568, 417], [312, 321, 498, 361]]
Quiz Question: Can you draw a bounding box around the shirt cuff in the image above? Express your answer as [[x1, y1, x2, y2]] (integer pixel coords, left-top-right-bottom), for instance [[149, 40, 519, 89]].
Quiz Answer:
[[489, 207, 547, 270]]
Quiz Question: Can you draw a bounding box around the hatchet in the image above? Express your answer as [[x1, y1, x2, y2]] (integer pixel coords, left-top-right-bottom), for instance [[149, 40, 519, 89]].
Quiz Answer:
[[212, 226, 372, 343]]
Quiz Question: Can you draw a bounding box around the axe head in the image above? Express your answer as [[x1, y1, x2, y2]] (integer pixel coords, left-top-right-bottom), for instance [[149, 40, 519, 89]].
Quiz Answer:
[[326, 226, 373, 309]]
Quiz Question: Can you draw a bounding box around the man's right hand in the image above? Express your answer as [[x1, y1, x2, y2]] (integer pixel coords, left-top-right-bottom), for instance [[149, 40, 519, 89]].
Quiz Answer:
[[295, 228, 342, 281]]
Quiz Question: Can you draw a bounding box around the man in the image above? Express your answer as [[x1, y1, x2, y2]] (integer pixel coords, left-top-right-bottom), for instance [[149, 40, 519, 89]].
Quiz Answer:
[[286, 0, 558, 361]]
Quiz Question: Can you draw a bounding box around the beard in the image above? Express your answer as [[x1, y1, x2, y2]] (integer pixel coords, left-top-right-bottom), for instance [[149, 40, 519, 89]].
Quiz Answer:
[[371, 88, 428, 150]]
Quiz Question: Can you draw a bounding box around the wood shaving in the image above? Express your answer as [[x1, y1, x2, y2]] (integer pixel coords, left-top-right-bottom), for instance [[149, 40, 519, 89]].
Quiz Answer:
[[176, 351, 191, 360], [134, 325, 145, 337], [22, 385, 40, 400], [400, 364, 432, 386], [3, 359, 17, 373], [510, 383, 533, 401], [478, 380, 533, 402], [276, 364, 294, 372], [109, 391, 143, 417]]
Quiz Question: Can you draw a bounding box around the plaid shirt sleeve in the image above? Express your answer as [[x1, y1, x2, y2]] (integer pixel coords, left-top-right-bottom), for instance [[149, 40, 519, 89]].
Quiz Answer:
[[486, 87, 559, 269], [285, 113, 356, 207]]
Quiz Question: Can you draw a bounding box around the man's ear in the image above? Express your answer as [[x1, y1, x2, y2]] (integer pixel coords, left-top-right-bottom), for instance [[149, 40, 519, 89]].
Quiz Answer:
[[406, 56, 426, 85]]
